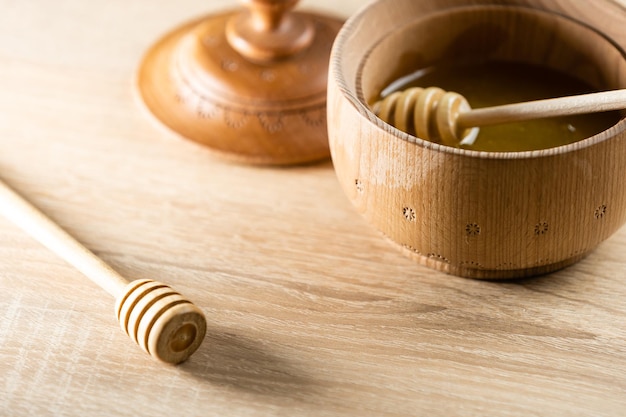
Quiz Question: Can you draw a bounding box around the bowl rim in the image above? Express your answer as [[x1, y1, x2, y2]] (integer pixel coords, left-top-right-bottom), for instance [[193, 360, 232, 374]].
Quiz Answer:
[[330, 0, 626, 160]]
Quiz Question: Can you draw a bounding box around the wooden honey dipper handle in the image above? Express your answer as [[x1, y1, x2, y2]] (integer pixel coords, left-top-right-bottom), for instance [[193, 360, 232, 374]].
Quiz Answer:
[[457, 89, 626, 128], [0, 179, 206, 364], [373, 87, 626, 146]]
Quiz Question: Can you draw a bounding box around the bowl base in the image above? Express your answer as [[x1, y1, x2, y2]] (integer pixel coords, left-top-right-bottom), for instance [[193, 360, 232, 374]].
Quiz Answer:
[[387, 236, 590, 280]]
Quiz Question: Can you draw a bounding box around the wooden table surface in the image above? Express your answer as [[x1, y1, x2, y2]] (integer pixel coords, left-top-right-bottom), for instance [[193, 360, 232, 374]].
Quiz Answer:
[[1, 1, 625, 416]]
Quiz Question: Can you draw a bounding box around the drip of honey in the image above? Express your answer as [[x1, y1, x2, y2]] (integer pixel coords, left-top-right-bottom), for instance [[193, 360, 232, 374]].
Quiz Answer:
[[378, 61, 621, 152]]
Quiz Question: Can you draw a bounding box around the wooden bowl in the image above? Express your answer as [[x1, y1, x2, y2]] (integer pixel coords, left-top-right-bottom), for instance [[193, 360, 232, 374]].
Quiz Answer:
[[327, 0, 626, 278]]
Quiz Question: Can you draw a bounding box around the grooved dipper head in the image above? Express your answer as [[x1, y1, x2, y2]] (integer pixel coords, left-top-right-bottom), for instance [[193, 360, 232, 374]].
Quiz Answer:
[[115, 279, 207, 364]]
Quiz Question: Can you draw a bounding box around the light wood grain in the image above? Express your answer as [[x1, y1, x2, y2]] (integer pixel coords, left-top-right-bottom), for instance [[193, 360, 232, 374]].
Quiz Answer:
[[0, 0, 625, 416], [0, 179, 128, 298]]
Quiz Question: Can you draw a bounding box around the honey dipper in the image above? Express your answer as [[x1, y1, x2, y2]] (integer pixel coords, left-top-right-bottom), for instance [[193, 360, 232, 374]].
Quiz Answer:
[[0, 178, 206, 364], [372, 87, 626, 147]]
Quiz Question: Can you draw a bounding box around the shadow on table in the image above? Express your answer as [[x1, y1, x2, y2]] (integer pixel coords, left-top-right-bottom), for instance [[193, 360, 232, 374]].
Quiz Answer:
[[180, 329, 319, 399]]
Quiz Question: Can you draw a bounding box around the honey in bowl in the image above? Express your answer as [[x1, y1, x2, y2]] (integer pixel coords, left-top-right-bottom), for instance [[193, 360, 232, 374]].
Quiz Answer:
[[375, 60, 622, 152]]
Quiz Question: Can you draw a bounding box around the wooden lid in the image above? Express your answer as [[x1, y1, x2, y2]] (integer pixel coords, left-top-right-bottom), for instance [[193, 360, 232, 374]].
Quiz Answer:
[[137, 0, 343, 165]]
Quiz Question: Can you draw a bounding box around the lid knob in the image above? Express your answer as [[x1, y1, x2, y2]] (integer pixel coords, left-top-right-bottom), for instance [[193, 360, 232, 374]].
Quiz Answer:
[[226, 0, 315, 62]]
